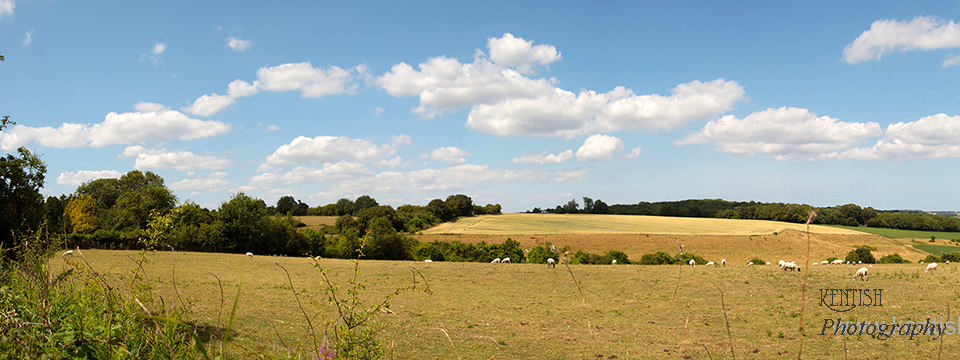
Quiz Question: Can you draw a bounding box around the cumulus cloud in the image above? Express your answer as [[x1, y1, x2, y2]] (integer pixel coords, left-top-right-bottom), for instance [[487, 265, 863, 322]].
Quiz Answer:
[[379, 33, 745, 137], [266, 124, 280, 132], [0, 0, 13, 18], [182, 93, 235, 117], [843, 15, 960, 64], [623, 146, 644, 159], [140, 42, 168, 65], [842, 114, 960, 161], [429, 146, 469, 164], [675, 107, 882, 161], [576, 134, 624, 162], [226, 37, 252, 51], [265, 135, 410, 165], [257, 62, 364, 98], [152, 43, 167, 55], [943, 54, 960, 68], [281, 161, 375, 184], [487, 32, 561, 73], [318, 164, 587, 195], [227, 79, 261, 98], [22, 28, 32, 47], [131, 148, 232, 171], [170, 172, 231, 191], [511, 150, 573, 165], [374, 107, 384, 116], [377, 156, 406, 168], [0, 103, 231, 151], [56, 170, 124, 186]]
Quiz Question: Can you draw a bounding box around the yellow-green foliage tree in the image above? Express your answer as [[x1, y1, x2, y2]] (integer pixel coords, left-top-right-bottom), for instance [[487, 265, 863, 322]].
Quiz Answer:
[[66, 195, 100, 234]]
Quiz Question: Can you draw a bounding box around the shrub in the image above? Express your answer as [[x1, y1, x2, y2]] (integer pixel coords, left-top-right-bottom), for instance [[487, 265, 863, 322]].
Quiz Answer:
[[942, 252, 960, 262], [878, 253, 909, 264], [825, 257, 838, 262], [526, 244, 555, 264], [748, 257, 766, 265], [844, 252, 860, 264], [606, 250, 630, 264], [639, 251, 675, 265], [679, 253, 708, 265], [922, 254, 942, 263], [846, 247, 876, 264]]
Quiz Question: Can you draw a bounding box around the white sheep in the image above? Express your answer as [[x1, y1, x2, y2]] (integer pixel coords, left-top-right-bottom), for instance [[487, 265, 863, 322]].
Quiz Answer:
[[611, 259, 617, 265], [502, 257, 511, 263], [547, 258, 556, 268], [706, 261, 715, 266], [925, 262, 938, 274], [832, 259, 843, 265], [811, 262, 819, 266], [246, 252, 254, 258], [747, 262, 753, 266], [778, 260, 786, 267], [854, 267, 868, 281], [492, 258, 501, 264], [766, 261, 771, 265], [821, 260, 829, 265], [782, 262, 800, 272], [424, 259, 433, 263], [721, 259, 726, 267], [947, 261, 951, 264], [62, 250, 74, 257], [689, 259, 696, 268]]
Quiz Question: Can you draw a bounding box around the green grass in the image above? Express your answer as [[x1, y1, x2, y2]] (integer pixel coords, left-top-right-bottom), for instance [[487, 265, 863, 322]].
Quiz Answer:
[[913, 244, 960, 256], [828, 225, 960, 240], [49, 249, 960, 359]]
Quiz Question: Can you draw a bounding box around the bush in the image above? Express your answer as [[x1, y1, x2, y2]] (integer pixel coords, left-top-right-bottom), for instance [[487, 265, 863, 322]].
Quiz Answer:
[[922, 254, 942, 263], [844, 252, 860, 264], [846, 247, 876, 264], [606, 250, 630, 265], [679, 253, 708, 265], [748, 257, 766, 265], [639, 251, 675, 265], [526, 244, 555, 264], [825, 257, 838, 262], [942, 252, 960, 262], [878, 253, 909, 264]]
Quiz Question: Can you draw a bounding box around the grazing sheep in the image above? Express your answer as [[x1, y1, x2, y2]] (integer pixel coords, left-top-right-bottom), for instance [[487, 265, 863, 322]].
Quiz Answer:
[[612, 259, 617, 265], [925, 262, 938, 274], [246, 252, 254, 258], [854, 267, 868, 281], [62, 250, 74, 257], [811, 262, 819, 266], [778, 260, 786, 267], [832, 259, 843, 265], [502, 257, 511, 263], [689, 259, 696, 268], [706, 261, 715, 266], [747, 262, 753, 266], [821, 260, 829, 265], [492, 258, 501, 264], [766, 262, 771, 265], [947, 261, 951, 264], [781, 262, 801, 272], [547, 258, 556, 268], [424, 259, 433, 263], [721, 259, 726, 267]]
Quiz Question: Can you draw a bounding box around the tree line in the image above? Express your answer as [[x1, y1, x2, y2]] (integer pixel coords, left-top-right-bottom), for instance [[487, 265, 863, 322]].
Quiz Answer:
[[529, 198, 960, 233]]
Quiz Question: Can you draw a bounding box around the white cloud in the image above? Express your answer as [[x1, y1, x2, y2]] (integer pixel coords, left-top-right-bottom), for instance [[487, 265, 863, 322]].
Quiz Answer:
[[467, 79, 746, 139], [226, 37, 252, 51], [133, 149, 232, 171], [623, 146, 644, 159], [170, 172, 232, 191], [266, 124, 280, 132], [257, 62, 363, 98], [843, 15, 960, 64], [281, 161, 375, 184], [152, 43, 167, 55], [487, 32, 561, 73], [56, 170, 124, 186], [374, 107, 384, 116], [0, 103, 231, 151], [227, 79, 261, 98], [842, 114, 960, 161], [265, 135, 408, 165], [377, 156, 406, 168], [675, 107, 882, 161], [182, 93, 235, 116], [429, 146, 469, 164], [0, 0, 14, 18], [379, 34, 744, 137], [943, 54, 960, 68], [22, 28, 32, 47], [119, 145, 149, 158], [511, 150, 573, 165], [576, 134, 624, 162], [319, 164, 586, 195]]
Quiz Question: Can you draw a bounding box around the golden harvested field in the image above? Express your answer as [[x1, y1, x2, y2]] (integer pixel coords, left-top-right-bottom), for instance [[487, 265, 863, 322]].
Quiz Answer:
[[293, 216, 337, 231], [421, 213, 865, 236]]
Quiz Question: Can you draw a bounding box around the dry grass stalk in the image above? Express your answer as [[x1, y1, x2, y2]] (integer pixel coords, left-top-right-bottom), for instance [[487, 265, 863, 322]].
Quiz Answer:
[[436, 328, 463, 360], [797, 210, 817, 360], [710, 280, 736, 360]]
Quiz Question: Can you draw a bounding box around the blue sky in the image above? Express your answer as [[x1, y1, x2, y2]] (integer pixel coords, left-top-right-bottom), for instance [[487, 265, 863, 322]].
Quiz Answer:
[[2, 1, 960, 212]]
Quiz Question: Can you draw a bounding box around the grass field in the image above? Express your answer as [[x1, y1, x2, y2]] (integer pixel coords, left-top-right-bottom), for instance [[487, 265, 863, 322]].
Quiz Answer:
[[827, 225, 960, 240], [913, 244, 960, 256], [293, 216, 337, 231], [54, 249, 960, 359], [422, 214, 866, 236]]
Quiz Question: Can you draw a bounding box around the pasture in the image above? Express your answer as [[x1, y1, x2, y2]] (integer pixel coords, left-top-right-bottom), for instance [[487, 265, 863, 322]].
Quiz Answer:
[[54, 249, 960, 359], [827, 225, 960, 241]]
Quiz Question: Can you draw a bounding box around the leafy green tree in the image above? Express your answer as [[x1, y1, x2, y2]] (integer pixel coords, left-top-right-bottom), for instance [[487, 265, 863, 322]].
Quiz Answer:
[[44, 195, 67, 235], [526, 244, 554, 264], [354, 195, 379, 213], [427, 199, 455, 222], [277, 196, 297, 215], [445, 194, 473, 217], [335, 198, 355, 216], [363, 216, 410, 260], [65, 195, 100, 234], [75, 178, 122, 209], [0, 147, 47, 248], [216, 192, 270, 253], [562, 198, 580, 214]]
